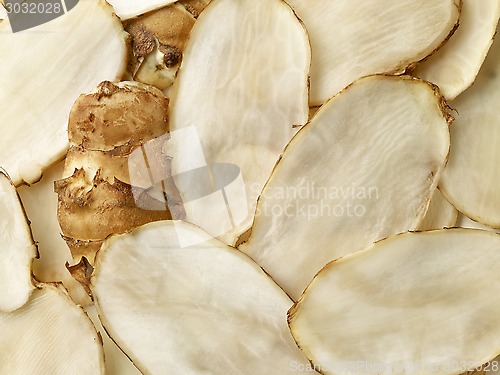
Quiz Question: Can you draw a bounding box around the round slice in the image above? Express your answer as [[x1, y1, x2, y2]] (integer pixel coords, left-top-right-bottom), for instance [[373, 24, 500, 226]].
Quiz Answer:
[[289, 229, 500, 375], [414, 0, 500, 99], [91, 220, 316, 375], [0, 170, 37, 312], [286, 0, 460, 105], [0, 0, 127, 186], [240, 75, 451, 300], [0, 284, 104, 374], [168, 0, 310, 246], [439, 30, 500, 228]]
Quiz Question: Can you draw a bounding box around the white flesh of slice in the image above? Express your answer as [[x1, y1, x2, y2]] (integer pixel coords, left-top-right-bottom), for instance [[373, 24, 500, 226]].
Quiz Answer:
[[0, 3, 6, 20], [414, 0, 500, 100], [92, 221, 316, 375], [285, 0, 460, 106], [439, 30, 500, 228], [418, 188, 458, 230], [0, 171, 36, 312], [0, 284, 103, 374], [0, 0, 127, 186], [289, 229, 500, 375], [17, 162, 92, 307], [168, 0, 310, 246], [240, 76, 450, 300], [107, 0, 176, 20]]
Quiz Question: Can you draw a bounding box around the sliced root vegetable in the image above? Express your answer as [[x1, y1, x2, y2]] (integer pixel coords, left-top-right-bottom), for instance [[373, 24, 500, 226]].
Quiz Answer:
[[286, 0, 460, 106], [55, 81, 176, 265], [91, 220, 317, 374], [439, 31, 500, 228], [240, 75, 451, 300], [0, 0, 128, 186], [413, 0, 500, 100], [0, 284, 103, 374], [0, 170, 37, 312], [107, 0, 176, 20], [17, 162, 92, 307], [168, 0, 310, 246], [289, 229, 500, 375], [418, 188, 458, 230]]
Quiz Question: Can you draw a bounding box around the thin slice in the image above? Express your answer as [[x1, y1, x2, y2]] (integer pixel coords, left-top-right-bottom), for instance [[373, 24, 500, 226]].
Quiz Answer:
[[439, 30, 500, 228], [414, 0, 500, 99], [107, 0, 176, 20], [0, 0, 127, 186], [0, 284, 103, 374], [168, 0, 310, 245], [92, 221, 316, 375], [418, 188, 458, 230], [289, 229, 500, 375], [240, 75, 450, 300], [0, 170, 37, 312], [286, 0, 460, 105]]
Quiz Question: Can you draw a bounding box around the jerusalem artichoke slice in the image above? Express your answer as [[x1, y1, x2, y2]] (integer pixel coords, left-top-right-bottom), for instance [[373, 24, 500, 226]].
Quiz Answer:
[[0, 0, 127, 186], [92, 220, 317, 375], [289, 229, 500, 375], [240, 75, 451, 300], [285, 0, 460, 105], [168, 0, 310, 246], [0, 170, 37, 312]]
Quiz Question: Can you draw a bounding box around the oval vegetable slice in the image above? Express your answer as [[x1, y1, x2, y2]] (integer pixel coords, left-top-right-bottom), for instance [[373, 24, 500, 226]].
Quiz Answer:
[[168, 0, 310, 246], [414, 0, 500, 100], [240, 75, 450, 300], [0, 284, 104, 374], [289, 229, 500, 375], [0, 0, 127, 186], [439, 30, 500, 228], [285, 0, 460, 105], [91, 221, 316, 375], [0, 170, 37, 312]]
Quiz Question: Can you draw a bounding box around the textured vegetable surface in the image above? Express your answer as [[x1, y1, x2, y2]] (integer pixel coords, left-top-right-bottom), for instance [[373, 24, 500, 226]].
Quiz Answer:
[[241, 75, 451, 300], [92, 221, 316, 374], [168, 0, 310, 246], [289, 229, 500, 375]]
